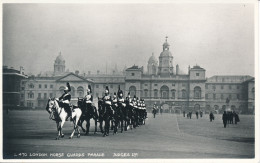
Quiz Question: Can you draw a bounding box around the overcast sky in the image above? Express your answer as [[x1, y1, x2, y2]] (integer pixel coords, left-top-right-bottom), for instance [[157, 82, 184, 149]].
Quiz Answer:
[[3, 3, 255, 77]]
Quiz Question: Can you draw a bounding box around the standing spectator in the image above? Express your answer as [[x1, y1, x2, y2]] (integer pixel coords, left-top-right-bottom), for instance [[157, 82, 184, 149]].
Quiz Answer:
[[209, 112, 214, 122], [196, 111, 199, 119], [230, 111, 234, 124], [183, 111, 186, 117], [200, 111, 203, 117], [189, 111, 192, 119], [222, 111, 228, 128], [234, 111, 240, 124]]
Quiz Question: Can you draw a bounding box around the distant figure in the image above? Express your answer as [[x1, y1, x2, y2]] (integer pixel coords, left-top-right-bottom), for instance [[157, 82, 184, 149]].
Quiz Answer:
[[209, 112, 214, 122], [152, 105, 157, 118], [234, 111, 240, 124], [222, 111, 228, 128], [196, 111, 199, 119], [189, 112, 192, 119], [200, 111, 203, 117], [160, 107, 163, 115], [230, 111, 234, 124], [187, 113, 189, 119], [183, 111, 186, 117]]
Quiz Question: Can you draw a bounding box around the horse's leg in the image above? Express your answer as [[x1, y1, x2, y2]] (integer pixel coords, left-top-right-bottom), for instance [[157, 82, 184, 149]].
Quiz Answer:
[[56, 121, 60, 140], [69, 119, 76, 139], [94, 119, 97, 134], [78, 117, 86, 133], [99, 119, 104, 133], [85, 119, 90, 135]]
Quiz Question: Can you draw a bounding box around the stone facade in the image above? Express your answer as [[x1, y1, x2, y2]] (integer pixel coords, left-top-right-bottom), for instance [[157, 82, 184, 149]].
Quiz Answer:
[[18, 38, 255, 114]]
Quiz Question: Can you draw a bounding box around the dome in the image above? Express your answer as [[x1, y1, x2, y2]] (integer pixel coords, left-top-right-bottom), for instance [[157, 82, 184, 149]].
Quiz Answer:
[[55, 53, 65, 63], [148, 53, 157, 64], [163, 41, 170, 47], [160, 50, 172, 57]]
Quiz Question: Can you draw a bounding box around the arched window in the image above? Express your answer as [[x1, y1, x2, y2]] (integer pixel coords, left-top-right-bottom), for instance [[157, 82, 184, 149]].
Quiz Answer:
[[144, 89, 148, 98], [194, 104, 200, 110], [70, 86, 75, 97], [181, 89, 186, 99], [160, 85, 169, 99], [171, 89, 176, 99], [129, 86, 136, 97], [154, 89, 158, 99], [194, 86, 201, 99], [77, 86, 84, 97]]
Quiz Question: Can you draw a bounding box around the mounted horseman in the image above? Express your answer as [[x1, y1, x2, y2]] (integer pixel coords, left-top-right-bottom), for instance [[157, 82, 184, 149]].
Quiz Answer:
[[126, 92, 134, 130], [111, 92, 118, 132], [117, 85, 128, 132], [59, 82, 72, 121], [102, 86, 112, 137], [78, 85, 98, 135], [84, 85, 98, 120], [46, 82, 82, 139]]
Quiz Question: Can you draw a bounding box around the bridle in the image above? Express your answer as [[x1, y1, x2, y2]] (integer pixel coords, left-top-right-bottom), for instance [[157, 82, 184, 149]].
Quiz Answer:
[[49, 99, 63, 120]]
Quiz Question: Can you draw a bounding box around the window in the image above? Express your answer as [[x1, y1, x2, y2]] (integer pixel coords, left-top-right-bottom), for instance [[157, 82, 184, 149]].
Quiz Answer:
[[221, 94, 224, 100], [222, 78, 225, 82], [29, 83, 34, 88], [213, 94, 216, 100], [38, 93, 41, 98], [28, 92, 34, 99], [194, 86, 201, 99], [50, 93, 53, 98], [221, 85, 224, 89], [144, 89, 148, 97], [212, 85, 216, 90], [196, 73, 199, 76], [50, 85, 53, 89], [181, 90, 186, 99], [45, 84, 47, 89], [21, 87, 25, 91], [182, 83, 186, 87], [205, 94, 208, 99], [171, 90, 176, 99], [154, 89, 158, 98], [21, 94, 24, 98], [237, 94, 240, 100], [110, 85, 113, 88], [144, 84, 148, 86], [44, 93, 47, 99], [103, 85, 106, 89], [229, 85, 232, 89], [39, 84, 42, 89], [96, 85, 99, 88], [131, 73, 135, 76]]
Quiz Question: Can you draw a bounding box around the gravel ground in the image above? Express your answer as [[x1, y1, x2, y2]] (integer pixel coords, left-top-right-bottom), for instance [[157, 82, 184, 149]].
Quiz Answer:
[[3, 110, 255, 159]]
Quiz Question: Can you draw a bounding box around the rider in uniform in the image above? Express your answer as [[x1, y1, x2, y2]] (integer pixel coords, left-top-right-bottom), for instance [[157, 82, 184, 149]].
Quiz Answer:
[[102, 86, 112, 136], [59, 82, 72, 121], [85, 85, 97, 119]]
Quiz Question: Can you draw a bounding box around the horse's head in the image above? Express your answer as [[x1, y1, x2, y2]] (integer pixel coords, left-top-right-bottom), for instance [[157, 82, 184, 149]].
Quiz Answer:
[[46, 98, 59, 114]]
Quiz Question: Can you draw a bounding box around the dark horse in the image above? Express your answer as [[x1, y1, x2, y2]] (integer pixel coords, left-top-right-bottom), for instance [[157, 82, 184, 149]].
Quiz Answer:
[[97, 97, 105, 134], [101, 100, 113, 137], [77, 98, 98, 135], [113, 103, 128, 134]]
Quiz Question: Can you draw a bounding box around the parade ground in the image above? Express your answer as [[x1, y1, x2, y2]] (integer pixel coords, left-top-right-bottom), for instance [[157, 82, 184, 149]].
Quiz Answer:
[[3, 110, 255, 159]]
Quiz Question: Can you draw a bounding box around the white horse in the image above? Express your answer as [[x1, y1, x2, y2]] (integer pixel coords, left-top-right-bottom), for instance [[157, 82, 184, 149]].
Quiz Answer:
[[46, 98, 82, 140]]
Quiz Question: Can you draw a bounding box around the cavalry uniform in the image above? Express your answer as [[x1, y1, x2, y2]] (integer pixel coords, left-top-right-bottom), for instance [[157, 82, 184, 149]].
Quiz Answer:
[[59, 82, 72, 118], [112, 93, 118, 113], [102, 86, 112, 136]]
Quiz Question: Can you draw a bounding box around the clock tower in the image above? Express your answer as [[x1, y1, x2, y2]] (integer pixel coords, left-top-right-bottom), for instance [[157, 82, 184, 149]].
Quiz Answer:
[[158, 36, 174, 76]]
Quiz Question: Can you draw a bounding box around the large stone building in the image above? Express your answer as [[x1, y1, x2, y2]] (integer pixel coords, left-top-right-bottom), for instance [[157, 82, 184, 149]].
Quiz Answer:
[[3, 66, 27, 108], [19, 37, 255, 114]]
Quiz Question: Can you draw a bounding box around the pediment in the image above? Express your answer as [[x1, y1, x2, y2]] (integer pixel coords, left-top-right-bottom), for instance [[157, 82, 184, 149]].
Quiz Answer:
[[56, 73, 86, 82]]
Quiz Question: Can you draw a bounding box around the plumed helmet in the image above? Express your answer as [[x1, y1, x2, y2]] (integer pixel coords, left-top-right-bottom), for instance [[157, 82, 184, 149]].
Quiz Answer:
[[87, 85, 92, 93], [114, 92, 117, 96], [117, 85, 123, 96], [64, 87, 69, 91], [106, 86, 109, 93], [133, 95, 136, 99]]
